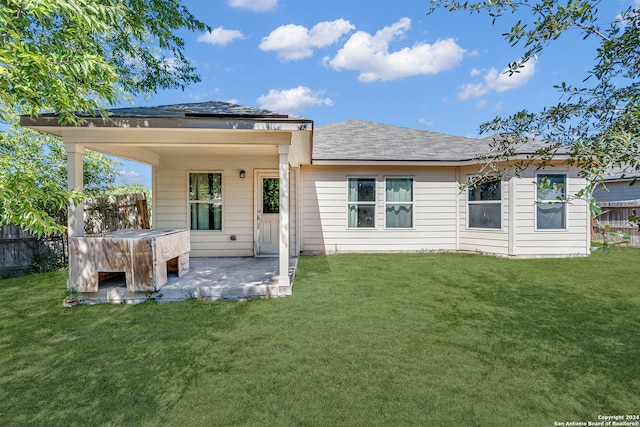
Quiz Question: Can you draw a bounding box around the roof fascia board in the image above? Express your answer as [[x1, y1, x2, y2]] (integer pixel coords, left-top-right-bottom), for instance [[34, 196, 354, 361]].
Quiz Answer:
[[311, 155, 570, 166], [20, 115, 313, 132]]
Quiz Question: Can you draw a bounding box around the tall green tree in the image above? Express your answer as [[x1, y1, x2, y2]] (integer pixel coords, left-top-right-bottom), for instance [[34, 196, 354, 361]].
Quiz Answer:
[[1, 0, 208, 123], [0, 121, 121, 236], [428, 1, 640, 196], [0, 0, 208, 235]]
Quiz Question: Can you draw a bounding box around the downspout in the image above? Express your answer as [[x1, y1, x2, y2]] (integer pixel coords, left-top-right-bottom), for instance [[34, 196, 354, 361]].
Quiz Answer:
[[508, 173, 516, 256], [455, 167, 460, 251], [296, 166, 302, 256]]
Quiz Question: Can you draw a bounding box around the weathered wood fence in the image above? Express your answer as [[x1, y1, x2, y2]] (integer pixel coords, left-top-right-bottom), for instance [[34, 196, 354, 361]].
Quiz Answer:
[[0, 226, 65, 277], [592, 200, 640, 248], [84, 193, 149, 235], [0, 193, 150, 277]]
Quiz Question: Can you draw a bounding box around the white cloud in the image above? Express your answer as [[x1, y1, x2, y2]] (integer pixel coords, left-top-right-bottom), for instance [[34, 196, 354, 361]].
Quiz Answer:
[[116, 169, 143, 184], [418, 118, 434, 126], [197, 27, 245, 47], [457, 82, 487, 100], [228, 0, 277, 12], [257, 86, 333, 112], [259, 19, 355, 61], [475, 99, 488, 109], [324, 17, 466, 82], [118, 170, 140, 178], [457, 60, 537, 100]]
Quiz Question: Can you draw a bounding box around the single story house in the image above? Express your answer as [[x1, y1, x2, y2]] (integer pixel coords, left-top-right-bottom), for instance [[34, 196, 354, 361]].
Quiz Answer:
[[21, 101, 591, 295], [594, 168, 640, 203], [592, 168, 640, 247]]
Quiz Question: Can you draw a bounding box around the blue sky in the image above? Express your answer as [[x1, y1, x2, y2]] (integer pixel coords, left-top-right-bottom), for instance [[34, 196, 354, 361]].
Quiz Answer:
[[116, 0, 638, 187]]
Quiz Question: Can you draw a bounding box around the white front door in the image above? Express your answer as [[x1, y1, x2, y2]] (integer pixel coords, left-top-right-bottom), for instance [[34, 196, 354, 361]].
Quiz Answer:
[[256, 172, 280, 255]]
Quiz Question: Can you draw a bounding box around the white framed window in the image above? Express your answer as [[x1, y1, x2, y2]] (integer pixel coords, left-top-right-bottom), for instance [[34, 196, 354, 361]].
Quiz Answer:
[[348, 177, 376, 228], [468, 179, 501, 229], [536, 173, 567, 230], [385, 177, 413, 228], [189, 172, 222, 231]]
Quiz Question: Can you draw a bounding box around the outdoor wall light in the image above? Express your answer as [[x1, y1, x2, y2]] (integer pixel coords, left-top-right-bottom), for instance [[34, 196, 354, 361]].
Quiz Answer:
[[239, 170, 246, 179]]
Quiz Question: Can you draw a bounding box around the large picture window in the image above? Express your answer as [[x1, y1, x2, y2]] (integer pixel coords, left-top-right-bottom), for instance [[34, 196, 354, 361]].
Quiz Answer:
[[468, 179, 501, 229], [189, 173, 222, 231], [385, 178, 413, 228], [348, 178, 376, 228], [536, 174, 566, 230]]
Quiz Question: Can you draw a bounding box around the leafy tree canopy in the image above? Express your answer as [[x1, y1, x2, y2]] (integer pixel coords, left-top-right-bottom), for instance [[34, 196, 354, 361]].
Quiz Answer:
[[0, 0, 207, 235], [0, 120, 123, 236], [428, 0, 640, 195], [0, 0, 208, 123]]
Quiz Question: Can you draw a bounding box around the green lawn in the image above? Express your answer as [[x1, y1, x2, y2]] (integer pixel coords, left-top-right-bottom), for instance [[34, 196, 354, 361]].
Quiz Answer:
[[1, 250, 639, 426]]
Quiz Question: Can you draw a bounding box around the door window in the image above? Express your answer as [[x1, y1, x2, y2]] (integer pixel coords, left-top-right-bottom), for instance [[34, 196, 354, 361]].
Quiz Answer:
[[262, 178, 279, 214]]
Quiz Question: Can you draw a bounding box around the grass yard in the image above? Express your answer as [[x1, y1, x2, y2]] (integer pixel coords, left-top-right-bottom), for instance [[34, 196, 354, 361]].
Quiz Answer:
[[1, 249, 639, 426]]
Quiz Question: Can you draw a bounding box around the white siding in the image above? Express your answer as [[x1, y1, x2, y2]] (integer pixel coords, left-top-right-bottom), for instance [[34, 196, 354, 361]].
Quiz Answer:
[[511, 167, 590, 257], [300, 166, 458, 254], [301, 164, 590, 258], [457, 166, 510, 256], [155, 155, 301, 258], [155, 158, 589, 258]]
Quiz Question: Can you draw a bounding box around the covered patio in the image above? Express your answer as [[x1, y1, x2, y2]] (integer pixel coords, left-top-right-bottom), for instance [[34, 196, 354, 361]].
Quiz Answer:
[[80, 256, 298, 304], [21, 101, 313, 301]]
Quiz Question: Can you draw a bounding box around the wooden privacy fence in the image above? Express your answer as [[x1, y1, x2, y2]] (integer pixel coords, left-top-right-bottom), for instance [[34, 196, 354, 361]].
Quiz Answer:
[[592, 199, 640, 248], [84, 192, 150, 235], [0, 226, 65, 277], [0, 192, 150, 277]]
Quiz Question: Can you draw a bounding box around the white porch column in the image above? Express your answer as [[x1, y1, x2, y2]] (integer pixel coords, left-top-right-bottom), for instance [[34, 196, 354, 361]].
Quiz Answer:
[[65, 143, 84, 238], [278, 145, 290, 288]]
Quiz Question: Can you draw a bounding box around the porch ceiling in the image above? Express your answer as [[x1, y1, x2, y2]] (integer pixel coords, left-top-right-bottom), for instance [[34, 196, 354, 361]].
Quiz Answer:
[[22, 124, 309, 166], [20, 103, 313, 167]]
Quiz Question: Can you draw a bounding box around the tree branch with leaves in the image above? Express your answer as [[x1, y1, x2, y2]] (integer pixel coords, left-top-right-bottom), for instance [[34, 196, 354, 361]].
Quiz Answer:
[[429, 0, 640, 187], [429, 0, 640, 249], [0, 0, 209, 235], [0, 0, 209, 124]]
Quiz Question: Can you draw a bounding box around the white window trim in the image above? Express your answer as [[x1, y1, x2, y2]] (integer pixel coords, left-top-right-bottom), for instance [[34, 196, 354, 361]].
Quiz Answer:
[[384, 176, 415, 230], [534, 172, 568, 231], [346, 176, 377, 229], [466, 177, 503, 231], [188, 171, 224, 232]]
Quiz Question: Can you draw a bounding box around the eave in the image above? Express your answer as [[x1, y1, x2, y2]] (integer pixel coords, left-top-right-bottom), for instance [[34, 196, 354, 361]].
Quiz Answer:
[[20, 114, 314, 167], [19, 115, 313, 135], [311, 154, 571, 167]]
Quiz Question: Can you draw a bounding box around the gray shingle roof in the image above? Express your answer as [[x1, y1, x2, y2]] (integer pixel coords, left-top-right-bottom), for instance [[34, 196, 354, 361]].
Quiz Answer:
[[603, 166, 640, 181], [104, 100, 308, 120], [313, 120, 566, 163]]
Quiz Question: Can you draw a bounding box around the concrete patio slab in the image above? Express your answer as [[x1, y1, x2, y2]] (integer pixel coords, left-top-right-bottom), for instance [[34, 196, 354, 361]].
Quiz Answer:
[[79, 257, 297, 305]]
